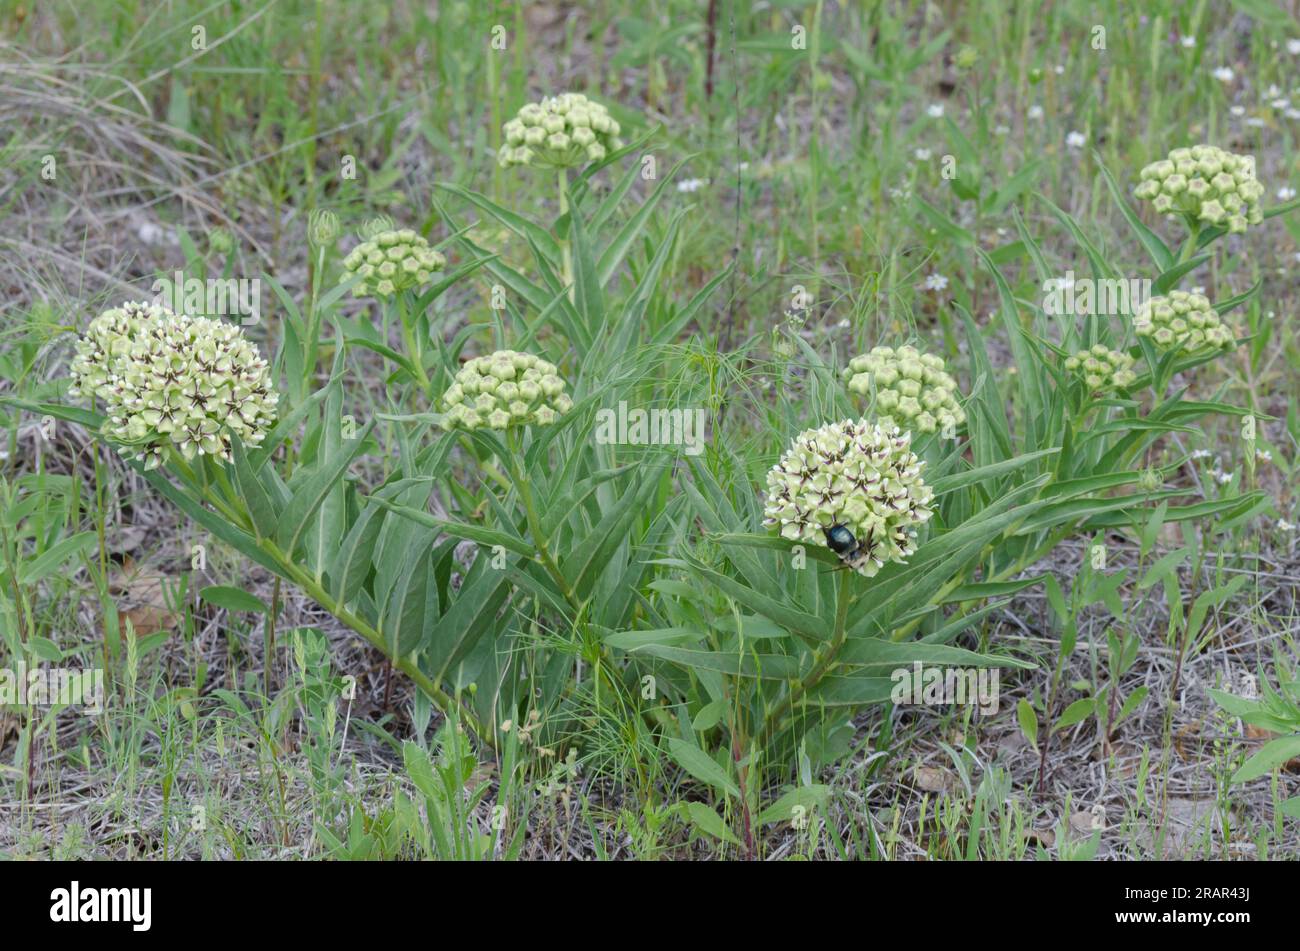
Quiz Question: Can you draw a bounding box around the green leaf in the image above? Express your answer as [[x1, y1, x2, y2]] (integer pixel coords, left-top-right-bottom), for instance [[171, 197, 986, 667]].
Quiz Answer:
[[434, 182, 562, 264], [758, 785, 830, 826], [1054, 697, 1095, 732], [200, 585, 268, 614], [1017, 698, 1039, 751], [1096, 157, 1173, 271], [632, 644, 803, 680], [18, 531, 96, 584], [665, 738, 739, 798], [1231, 735, 1300, 784], [596, 158, 687, 285], [679, 801, 740, 845], [275, 421, 375, 557]]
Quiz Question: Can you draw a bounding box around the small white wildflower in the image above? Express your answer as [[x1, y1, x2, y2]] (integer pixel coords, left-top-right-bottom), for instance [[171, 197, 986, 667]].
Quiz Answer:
[[1180, 36, 1196, 48], [994, 124, 1010, 136], [1279, 519, 1297, 532], [1287, 108, 1300, 120], [927, 103, 945, 118], [1066, 130, 1087, 149], [1246, 117, 1266, 127], [1028, 105, 1044, 120], [914, 148, 932, 161], [1266, 84, 1282, 99], [1215, 470, 1234, 485], [1279, 186, 1297, 201], [1212, 66, 1235, 83], [1190, 449, 1212, 461], [676, 177, 709, 193], [1230, 105, 1246, 117], [1257, 448, 1273, 463], [1054, 64, 1065, 75], [922, 273, 948, 292], [1273, 99, 1292, 110]]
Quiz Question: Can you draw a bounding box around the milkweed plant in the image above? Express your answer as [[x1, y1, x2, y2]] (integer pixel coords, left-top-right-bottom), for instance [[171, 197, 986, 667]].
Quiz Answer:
[[21, 116, 1297, 839]]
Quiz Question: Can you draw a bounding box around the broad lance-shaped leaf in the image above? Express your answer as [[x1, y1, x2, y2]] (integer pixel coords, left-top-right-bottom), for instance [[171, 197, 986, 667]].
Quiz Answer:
[[18, 532, 97, 585], [434, 182, 562, 265], [626, 644, 805, 680], [231, 435, 277, 538], [382, 547, 431, 658], [837, 637, 1034, 670], [562, 467, 661, 599], [423, 549, 518, 684], [374, 495, 533, 557], [1096, 157, 1173, 271], [596, 157, 688, 286], [683, 553, 826, 647], [665, 738, 738, 798], [275, 421, 375, 558]]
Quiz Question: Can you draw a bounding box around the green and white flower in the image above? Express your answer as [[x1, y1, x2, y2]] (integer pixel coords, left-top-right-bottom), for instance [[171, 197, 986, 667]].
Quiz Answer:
[[69, 301, 278, 469], [1063, 345, 1137, 392], [340, 229, 445, 298], [499, 93, 625, 170], [843, 345, 966, 435], [1133, 290, 1236, 354], [763, 419, 934, 577], [1134, 145, 1264, 234], [440, 350, 572, 431]]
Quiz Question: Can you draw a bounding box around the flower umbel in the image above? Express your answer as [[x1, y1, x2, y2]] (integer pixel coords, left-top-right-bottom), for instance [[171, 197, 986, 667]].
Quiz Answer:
[[68, 301, 278, 469], [1133, 290, 1236, 355], [763, 419, 934, 577], [843, 345, 966, 435], [1063, 345, 1137, 392], [499, 93, 624, 170], [1134, 145, 1264, 234], [440, 350, 573, 431], [340, 229, 445, 299]]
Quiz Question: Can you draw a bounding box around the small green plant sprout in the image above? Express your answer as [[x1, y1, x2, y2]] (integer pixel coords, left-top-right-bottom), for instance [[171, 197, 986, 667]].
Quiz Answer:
[[439, 350, 572, 431], [339, 228, 445, 299], [842, 345, 965, 436], [1133, 291, 1236, 355], [498, 93, 623, 170], [1133, 145, 1263, 234], [68, 301, 277, 469], [763, 419, 933, 577], [1209, 660, 1300, 822], [1062, 345, 1137, 393]]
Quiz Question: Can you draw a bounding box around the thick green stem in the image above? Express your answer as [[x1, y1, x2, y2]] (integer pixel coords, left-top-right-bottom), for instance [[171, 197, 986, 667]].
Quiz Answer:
[[758, 568, 852, 749], [557, 169, 574, 303]]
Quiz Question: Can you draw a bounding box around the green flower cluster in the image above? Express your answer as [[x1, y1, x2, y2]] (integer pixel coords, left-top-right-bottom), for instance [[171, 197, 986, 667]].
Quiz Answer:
[[1133, 290, 1236, 354], [843, 345, 965, 435], [69, 301, 277, 469], [340, 229, 445, 298], [499, 93, 624, 170], [440, 350, 573, 431], [1063, 346, 1137, 392], [763, 419, 934, 578], [1134, 146, 1264, 233]]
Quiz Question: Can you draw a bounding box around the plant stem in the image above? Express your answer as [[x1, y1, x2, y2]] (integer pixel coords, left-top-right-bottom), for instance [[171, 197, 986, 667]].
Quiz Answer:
[[758, 568, 852, 749], [557, 169, 574, 303]]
